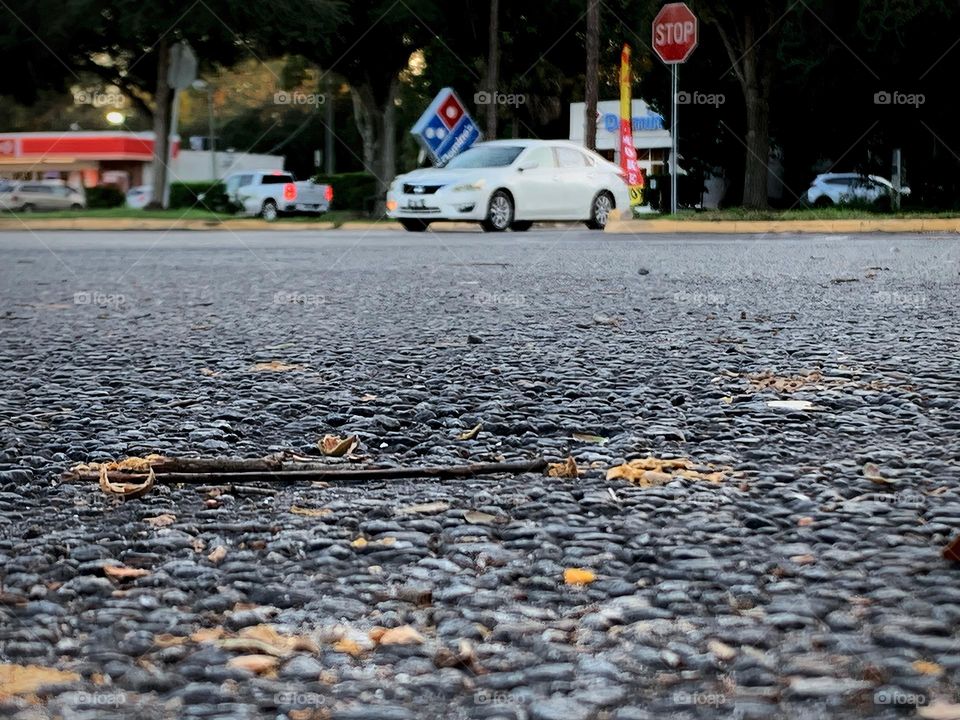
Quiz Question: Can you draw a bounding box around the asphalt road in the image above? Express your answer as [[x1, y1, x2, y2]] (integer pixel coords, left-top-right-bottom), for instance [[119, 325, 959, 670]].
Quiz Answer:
[[1, 229, 959, 720]]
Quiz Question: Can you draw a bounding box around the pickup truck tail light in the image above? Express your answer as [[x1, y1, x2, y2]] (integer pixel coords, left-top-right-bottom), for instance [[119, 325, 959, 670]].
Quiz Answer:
[[324, 186, 334, 202], [283, 183, 297, 201]]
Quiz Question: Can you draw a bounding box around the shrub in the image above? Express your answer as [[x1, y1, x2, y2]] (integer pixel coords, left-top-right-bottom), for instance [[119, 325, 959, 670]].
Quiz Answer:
[[311, 173, 378, 213], [169, 181, 237, 213], [86, 185, 125, 209]]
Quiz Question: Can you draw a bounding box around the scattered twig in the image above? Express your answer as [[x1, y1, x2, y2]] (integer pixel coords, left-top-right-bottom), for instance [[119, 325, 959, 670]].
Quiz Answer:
[[71, 458, 548, 485]]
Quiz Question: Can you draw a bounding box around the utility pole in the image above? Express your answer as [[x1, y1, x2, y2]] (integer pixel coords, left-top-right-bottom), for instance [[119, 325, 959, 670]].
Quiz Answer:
[[584, 0, 599, 150], [325, 74, 335, 175], [485, 0, 499, 139]]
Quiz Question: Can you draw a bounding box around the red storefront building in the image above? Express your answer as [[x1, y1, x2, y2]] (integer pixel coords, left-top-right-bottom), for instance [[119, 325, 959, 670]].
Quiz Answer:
[[0, 132, 179, 191]]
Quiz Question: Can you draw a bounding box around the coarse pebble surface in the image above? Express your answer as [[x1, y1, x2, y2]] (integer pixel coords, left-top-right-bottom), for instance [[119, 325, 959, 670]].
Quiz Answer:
[[0, 229, 959, 720]]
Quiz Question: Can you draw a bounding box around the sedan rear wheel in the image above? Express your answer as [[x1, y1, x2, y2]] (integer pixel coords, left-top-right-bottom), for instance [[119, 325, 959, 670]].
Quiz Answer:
[[481, 190, 513, 232], [585, 192, 614, 230]]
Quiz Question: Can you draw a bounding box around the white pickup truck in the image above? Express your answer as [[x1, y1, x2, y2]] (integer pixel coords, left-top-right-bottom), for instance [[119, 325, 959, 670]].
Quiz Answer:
[[224, 170, 333, 221]]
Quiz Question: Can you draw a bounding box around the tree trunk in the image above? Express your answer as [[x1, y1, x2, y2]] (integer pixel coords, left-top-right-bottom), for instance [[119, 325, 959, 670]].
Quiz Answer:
[[378, 79, 400, 216], [149, 37, 171, 209], [350, 85, 378, 174], [485, 0, 499, 138], [743, 85, 771, 209], [584, 0, 599, 150], [713, 13, 773, 210], [350, 79, 400, 216]]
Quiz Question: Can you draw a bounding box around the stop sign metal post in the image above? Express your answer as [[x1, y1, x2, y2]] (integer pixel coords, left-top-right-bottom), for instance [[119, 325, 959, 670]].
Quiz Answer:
[[653, 2, 698, 214]]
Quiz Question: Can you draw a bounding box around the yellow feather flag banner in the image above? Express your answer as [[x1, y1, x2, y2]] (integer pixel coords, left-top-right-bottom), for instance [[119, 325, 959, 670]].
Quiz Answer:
[[619, 44, 644, 207]]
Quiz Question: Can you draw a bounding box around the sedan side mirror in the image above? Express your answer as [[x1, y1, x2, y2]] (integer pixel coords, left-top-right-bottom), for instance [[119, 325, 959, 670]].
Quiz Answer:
[[517, 161, 539, 172]]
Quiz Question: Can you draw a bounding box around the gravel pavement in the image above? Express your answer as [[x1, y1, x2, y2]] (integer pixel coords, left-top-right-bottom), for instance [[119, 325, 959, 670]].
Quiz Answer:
[[1, 229, 959, 720]]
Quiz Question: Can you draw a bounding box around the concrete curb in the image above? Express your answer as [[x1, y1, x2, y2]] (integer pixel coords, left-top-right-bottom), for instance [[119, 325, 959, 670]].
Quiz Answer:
[[604, 218, 960, 234], [0, 219, 491, 233]]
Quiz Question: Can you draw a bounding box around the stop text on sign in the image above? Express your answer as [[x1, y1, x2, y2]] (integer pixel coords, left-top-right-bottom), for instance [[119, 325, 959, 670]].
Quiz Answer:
[[655, 20, 695, 46]]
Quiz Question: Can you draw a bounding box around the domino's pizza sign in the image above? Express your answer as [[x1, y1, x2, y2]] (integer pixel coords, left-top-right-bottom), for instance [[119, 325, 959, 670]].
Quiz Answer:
[[411, 88, 482, 166]]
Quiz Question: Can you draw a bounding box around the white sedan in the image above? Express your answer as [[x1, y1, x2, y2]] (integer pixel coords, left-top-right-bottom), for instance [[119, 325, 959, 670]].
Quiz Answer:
[[386, 139, 630, 232]]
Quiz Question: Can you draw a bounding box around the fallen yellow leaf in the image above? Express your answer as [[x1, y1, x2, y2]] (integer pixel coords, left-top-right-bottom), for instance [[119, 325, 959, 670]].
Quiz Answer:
[[103, 565, 150, 581], [458, 423, 483, 441], [0, 664, 80, 698], [333, 638, 364, 656], [290, 506, 332, 518], [351, 537, 368, 549], [918, 701, 960, 720], [563, 568, 596, 586], [207, 546, 227, 564], [226, 654, 279, 675], [190, 628, 226, 643], [913, 660, 944, 676], [144, 513, 176, 528], [249, 360, 305, 372], [370, 625, 424, 645], [606, 457, 730, 486]]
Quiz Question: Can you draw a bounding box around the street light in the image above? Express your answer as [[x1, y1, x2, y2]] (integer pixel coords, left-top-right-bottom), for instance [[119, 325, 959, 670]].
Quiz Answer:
[[105, 111, 125, 126], [192, 79, 217, 181]]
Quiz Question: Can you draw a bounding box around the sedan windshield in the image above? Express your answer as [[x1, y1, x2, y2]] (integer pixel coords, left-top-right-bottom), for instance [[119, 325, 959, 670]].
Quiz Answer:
[[444, 145, 523, 169]]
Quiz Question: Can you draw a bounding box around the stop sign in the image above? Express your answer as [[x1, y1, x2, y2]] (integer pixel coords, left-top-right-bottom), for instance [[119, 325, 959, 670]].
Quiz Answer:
[[652, 3, 698, 64]]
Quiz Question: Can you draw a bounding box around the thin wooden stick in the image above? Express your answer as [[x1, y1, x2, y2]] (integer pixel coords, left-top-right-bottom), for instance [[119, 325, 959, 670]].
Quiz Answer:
[[70, 458, 548, 484]]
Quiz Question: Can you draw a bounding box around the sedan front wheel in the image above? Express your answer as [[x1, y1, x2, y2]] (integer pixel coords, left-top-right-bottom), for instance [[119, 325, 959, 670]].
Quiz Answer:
[[481, 190, 513, 232], [585, 192, 614, 230]]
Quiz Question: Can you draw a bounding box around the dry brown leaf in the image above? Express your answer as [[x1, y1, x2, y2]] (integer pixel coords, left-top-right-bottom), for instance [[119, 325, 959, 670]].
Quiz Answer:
[[919, 701, 960, 720], [790, 554, 816, 566], [249, 360, 305, 373], [463, 510, 498, 525], [190, 628, 226, 643], [70, 454, 167, 477], [200, 368, 220, 377], [397, 501, 450, 515], [944, 536, 960, 564], [707, 640, 736, 662], [563, 567, 596, 586], [359, 393, 378, 402], [219, 625, 318, 657], [798, 517, 814, 527], [0, 664, 80, 698], [457, 423, 483, 441], [863, 462, 896, 486], [333, 638, 364, 656], [103, 565, 150, 581], [99, 465, 155, 499], [290, 506, 332, 518], [145, 513, 176, 528], [913, 660, 944, 676], [371, 625, 424, 645], [351, 537, 368, 549], [606, 457, 730, 487], [319, 434, 358, 457], [152, 634, 188, 648], [226, 654, 279, 675], [207, 546, 227, 565], [547, 457, 580, 479]]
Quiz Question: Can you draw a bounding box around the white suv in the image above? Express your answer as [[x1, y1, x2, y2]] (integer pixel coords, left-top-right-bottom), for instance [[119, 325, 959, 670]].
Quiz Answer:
[[807, 173, 910, 207]]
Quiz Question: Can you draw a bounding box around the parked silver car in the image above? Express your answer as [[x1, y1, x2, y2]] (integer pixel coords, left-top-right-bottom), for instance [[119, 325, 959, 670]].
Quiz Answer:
[[0, 181, 87, 212]]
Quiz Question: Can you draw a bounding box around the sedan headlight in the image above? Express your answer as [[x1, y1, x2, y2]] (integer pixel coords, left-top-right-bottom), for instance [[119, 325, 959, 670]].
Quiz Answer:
[[452, 180, 485, 192]]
